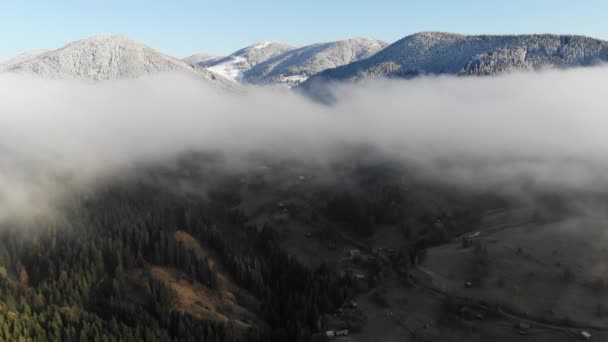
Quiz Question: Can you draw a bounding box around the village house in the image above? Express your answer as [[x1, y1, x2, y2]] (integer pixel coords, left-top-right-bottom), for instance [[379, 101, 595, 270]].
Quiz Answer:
[[335, 329, 350, 336], [516, 322, 530, 335]]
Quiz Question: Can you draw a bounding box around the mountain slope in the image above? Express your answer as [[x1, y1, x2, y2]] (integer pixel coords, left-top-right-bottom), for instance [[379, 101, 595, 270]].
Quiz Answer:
[[244, 37, 387, 87], [202, 41, 295, 81], [3, 35, 235, 88], [301, 32, 608, 86], [0, 49, 50, 71]]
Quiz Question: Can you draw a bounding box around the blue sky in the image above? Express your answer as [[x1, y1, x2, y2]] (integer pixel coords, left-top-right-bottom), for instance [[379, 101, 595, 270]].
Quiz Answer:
[[1, 0, 607, 61]]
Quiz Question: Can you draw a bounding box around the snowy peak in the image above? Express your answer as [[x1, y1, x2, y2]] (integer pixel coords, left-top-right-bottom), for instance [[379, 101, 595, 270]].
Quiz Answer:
[[3, 35, 235, 88], [243, 37, 387, 87], [203, 41, 295, 81]]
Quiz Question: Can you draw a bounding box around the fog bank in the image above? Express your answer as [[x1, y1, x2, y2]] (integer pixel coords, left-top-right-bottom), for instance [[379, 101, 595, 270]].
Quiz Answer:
[[1, 67, 608, 220]]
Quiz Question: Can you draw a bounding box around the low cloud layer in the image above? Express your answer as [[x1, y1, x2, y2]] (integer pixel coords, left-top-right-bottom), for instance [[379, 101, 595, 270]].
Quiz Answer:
[[1, 67, 608, 220]]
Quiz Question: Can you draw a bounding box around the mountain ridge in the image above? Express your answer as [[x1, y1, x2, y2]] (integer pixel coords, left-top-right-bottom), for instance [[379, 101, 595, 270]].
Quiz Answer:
[[4, 32, 608, 90], [300, 32, 608, 87]]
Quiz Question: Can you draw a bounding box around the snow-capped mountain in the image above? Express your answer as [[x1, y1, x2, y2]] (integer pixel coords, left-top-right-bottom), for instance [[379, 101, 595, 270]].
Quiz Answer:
[[6, 32, 608, 92], [301, 32, 608, 87], [0, 49, 50, 71], [3, 35, 235, 88], [199, 41, 295, 81], [244, 38, 387, 87]]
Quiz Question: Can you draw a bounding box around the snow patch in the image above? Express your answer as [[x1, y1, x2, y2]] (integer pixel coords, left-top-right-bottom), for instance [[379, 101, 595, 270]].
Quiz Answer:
[[206, 55, 248, 81], [279, 75, 309, 87]]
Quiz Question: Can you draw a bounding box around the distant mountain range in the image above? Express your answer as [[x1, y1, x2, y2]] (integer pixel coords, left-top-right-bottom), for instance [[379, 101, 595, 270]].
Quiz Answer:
[[2, 32, 607, 90]]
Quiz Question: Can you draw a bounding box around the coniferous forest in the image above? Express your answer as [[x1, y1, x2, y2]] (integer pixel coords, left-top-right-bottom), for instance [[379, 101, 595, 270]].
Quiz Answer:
[[0, 155, 369, 342]]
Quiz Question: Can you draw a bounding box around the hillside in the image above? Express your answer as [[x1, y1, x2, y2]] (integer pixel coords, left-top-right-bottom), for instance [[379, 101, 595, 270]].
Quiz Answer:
[[0, 49, 50, 71], [301, 32, 608, 86]]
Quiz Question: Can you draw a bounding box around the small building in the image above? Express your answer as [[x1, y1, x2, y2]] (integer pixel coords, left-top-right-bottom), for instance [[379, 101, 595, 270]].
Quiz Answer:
[[335, 329, 349, 336], [349, 249, 361, 258], [581, 331, 592, 340], [353, 273, 368, 291]]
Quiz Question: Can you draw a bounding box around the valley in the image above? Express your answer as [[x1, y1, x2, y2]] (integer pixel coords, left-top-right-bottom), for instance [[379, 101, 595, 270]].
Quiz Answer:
[[1, 136, 608, 341]]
